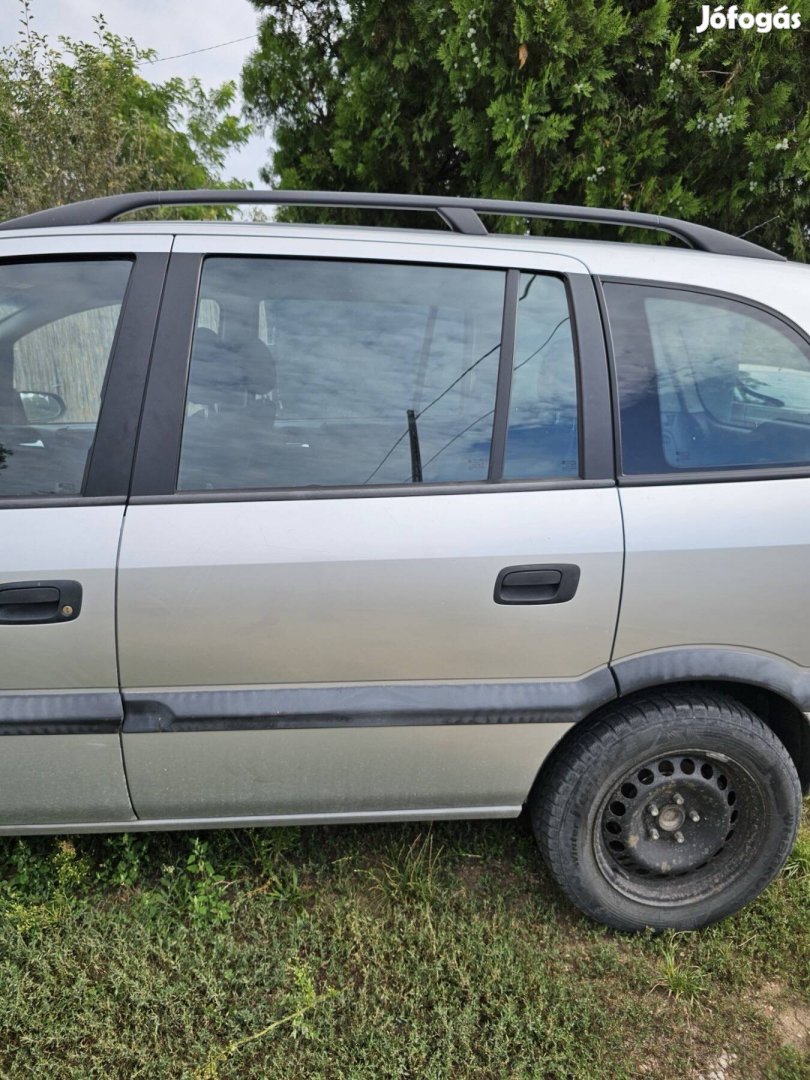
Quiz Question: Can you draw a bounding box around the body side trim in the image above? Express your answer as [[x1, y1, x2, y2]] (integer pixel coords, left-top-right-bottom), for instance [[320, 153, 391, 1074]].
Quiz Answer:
[[0, 804, 521, 836], [611, 646, 810, 711], [123, 668, 616, 733], [127, 477, 614, 505], [0, 691, 123, 735]]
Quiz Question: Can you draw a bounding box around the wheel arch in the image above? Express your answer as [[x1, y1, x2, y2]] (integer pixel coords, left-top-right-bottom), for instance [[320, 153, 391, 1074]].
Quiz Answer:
[[530, 648, 810, 803]]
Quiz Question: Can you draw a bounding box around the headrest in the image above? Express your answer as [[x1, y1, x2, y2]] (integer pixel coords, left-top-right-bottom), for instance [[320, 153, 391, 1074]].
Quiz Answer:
[[189, 327, 276, 407], [237, 334, 276, 396]]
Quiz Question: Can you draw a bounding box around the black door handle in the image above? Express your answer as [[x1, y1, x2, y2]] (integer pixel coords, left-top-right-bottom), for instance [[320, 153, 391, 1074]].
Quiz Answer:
[[0, 580, 82, 624], [494, 564, 580, 605]]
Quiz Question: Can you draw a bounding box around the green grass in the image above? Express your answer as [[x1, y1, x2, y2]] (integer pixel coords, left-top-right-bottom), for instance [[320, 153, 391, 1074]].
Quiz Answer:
[[0, 811, 808, 1079]]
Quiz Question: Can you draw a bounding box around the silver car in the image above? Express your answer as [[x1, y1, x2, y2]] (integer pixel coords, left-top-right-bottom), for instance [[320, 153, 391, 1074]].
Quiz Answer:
[[0, 190, 807, 931]]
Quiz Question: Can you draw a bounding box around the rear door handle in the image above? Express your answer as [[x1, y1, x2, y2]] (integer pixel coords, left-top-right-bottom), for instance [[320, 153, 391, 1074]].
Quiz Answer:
[[494, 564, 580, 605], [0, 580, 82, 624]]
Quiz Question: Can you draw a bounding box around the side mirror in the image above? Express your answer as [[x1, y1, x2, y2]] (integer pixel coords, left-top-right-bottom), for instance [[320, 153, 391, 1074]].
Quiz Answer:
[[19, 391, 66, 423]]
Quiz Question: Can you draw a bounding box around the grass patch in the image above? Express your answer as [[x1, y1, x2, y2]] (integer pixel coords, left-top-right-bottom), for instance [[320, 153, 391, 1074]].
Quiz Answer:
[[0, 809, 807, 1078]]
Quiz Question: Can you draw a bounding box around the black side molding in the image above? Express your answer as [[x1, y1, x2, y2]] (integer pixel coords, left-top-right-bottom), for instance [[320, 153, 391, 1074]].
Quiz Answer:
[[0, 692, 123, 735], [123, 669, 616, 733], [611, 647, 810, 712]]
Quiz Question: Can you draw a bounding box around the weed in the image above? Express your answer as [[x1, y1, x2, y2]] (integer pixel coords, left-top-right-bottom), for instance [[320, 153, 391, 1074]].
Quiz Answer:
[[764, 1046, 810, 1080], [362, 830, 443, 904], [194, 962, 337, 1078], [651, 933, 709, 1007], [0, 817, 806, 1077], [152, 836, 231, 924], [784, 832, 810, 881], [248, 827, 301, 872], [96, 832, 150, 888]]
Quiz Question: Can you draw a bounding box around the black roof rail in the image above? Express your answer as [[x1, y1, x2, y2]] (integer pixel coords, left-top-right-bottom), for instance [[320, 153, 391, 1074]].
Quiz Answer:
[[0, 189, 785, 261]]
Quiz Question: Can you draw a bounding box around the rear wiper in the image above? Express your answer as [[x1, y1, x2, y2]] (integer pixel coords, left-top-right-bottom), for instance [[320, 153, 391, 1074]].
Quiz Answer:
[[406, 408, 423, 482]]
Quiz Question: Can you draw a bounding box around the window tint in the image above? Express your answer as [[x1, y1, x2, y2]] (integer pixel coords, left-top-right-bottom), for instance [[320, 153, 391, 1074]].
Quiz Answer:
[[178, 259, 508, 491], [0, 260, 131, 497], [605, 282, 810, 474], [504, 273, 578, 478]]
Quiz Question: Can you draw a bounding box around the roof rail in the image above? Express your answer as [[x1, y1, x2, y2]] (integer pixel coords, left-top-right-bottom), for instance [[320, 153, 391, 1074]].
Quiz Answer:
[[0, 189, 785, 262]]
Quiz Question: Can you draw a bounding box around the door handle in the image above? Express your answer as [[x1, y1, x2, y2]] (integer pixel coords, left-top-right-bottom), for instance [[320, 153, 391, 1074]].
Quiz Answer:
[[494, 564, 580, 605], [0, 580, 82, 624]]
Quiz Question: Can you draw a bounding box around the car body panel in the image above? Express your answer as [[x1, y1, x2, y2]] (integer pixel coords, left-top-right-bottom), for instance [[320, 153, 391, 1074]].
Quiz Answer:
[[614, 479, 810, 668], [122, 722, 574, 820], [118, 490, 623, 687], [0, 732, 134, 825], [0, 507, 124, 689]]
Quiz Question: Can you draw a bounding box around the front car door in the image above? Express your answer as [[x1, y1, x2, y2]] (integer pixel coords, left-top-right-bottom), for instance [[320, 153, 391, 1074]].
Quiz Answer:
[[118, 231, 623, 824], [0, 232, 169, 830]]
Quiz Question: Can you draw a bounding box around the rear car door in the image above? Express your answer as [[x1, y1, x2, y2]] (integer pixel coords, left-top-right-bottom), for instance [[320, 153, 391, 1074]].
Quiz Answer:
[[0, 233, 169, 829], [117, 232, 623, 823]]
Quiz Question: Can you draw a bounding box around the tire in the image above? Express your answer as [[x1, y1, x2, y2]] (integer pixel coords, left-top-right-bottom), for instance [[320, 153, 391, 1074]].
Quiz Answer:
[[530, 689, 802, 931]]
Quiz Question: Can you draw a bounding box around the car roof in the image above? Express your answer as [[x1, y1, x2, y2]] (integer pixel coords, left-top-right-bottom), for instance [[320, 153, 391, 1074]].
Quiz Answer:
[[1, 217, 806, 331]]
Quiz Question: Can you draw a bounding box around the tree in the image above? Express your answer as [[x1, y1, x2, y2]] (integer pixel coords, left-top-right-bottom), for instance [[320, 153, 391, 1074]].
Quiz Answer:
[[242, 0, 810, 258], [0, 1, 253, 220]]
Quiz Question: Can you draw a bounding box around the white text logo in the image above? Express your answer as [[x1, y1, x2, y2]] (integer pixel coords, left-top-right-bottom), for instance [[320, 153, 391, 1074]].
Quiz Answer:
[[696, 4, 802, 31]]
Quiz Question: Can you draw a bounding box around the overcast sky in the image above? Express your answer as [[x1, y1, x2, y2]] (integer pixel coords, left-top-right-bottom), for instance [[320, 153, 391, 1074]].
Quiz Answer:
[[0, 0, 271, 184]]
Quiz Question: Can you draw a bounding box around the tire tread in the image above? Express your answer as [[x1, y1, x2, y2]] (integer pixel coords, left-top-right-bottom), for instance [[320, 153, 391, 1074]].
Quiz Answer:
[[531, 688, 801, 930]]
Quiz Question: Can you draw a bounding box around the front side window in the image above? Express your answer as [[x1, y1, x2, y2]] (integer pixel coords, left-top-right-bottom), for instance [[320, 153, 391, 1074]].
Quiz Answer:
[[604, 282, 810, 474], [0, 259, 131, 497]]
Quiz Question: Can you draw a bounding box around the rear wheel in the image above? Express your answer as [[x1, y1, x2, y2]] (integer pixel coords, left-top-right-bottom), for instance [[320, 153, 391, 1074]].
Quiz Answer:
[[531, 690, 802, 931]]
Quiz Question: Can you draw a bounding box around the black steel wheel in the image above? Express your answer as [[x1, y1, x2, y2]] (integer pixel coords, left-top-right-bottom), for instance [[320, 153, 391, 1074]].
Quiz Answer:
[[530, 690, 802, 931]]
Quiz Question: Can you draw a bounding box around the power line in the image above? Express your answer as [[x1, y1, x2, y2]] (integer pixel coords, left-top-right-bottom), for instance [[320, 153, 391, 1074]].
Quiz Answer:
[[362, 341, 501, 486], [404, 315, 571, 476], [142, 34, 257, 65]]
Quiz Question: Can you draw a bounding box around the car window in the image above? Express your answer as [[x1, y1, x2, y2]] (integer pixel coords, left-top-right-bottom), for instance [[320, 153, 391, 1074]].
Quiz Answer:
[[604, 282, 810, 474], [0, 259, 132, 497], [177, 259, 581, 492], [504, 273, 578, 479]]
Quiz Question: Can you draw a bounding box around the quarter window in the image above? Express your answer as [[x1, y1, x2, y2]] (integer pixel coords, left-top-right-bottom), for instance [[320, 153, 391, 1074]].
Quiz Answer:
[[0, 259, 131, 497], [504, 273, 578, 479], [604, 282, 810, 474], [177, 259, 580, 492]]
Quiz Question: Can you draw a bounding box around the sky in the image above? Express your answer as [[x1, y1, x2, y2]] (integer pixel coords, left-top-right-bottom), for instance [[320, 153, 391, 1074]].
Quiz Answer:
[[0, 0, 271, 184]]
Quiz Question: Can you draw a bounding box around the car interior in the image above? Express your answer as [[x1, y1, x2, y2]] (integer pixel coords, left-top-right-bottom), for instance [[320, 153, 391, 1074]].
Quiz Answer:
[[0, 261, 131, 497]]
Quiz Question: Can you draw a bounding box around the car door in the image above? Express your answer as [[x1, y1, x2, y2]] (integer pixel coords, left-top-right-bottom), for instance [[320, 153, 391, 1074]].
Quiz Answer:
[[117, 232, 623, 824], [0, 233, 170, 830]]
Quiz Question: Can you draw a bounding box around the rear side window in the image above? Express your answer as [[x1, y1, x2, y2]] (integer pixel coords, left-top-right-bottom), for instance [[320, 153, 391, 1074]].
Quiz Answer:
[[604, 282, 810, 474], [177, 259, 581, 492], [0, 259, 131, 497]]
